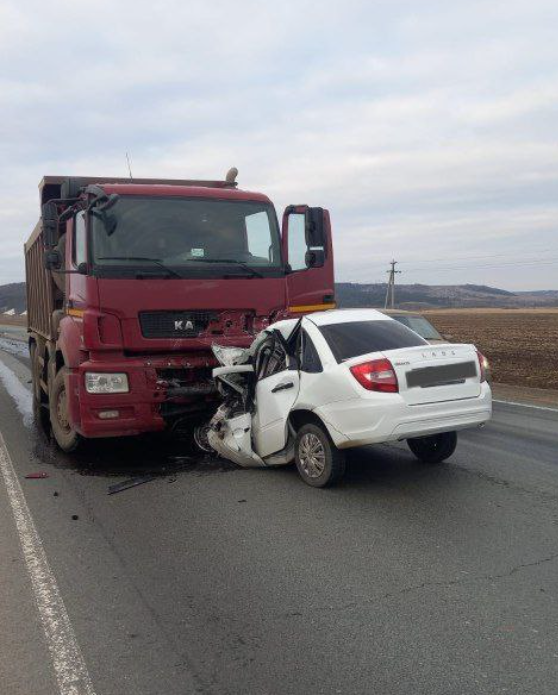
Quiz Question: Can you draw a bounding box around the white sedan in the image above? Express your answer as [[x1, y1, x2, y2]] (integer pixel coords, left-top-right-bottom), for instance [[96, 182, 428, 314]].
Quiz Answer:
[[204, 309, 492, 487]]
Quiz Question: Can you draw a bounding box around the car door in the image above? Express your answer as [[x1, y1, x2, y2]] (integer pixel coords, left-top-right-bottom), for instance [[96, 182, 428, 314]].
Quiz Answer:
[[252, 334, 300, 459]]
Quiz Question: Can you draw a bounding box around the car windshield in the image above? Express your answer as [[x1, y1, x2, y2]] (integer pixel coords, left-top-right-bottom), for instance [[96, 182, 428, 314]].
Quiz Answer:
[[91, 196, 282, 275], [390, 315, 443, 340], [319, 319, 428, 362]]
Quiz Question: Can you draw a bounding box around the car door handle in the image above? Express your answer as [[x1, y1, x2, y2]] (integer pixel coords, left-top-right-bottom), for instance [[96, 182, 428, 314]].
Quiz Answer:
[[271, 381, 294, 393]]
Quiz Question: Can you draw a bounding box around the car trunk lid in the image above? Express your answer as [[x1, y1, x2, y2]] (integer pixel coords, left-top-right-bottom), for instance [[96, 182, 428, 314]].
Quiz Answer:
[[382, 344, 481, 405]]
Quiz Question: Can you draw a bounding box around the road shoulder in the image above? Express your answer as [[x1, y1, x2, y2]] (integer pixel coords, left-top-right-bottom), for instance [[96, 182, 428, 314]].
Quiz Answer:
[[492, 383, 558, 409]]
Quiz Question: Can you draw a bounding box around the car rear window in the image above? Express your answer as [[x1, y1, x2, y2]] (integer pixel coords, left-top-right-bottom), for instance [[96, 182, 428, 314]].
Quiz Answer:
[[319, 320, 428, 362]]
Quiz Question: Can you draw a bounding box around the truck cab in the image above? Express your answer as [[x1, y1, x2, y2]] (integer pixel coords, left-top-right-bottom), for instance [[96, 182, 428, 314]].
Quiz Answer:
[[25, 173, 335, 451]]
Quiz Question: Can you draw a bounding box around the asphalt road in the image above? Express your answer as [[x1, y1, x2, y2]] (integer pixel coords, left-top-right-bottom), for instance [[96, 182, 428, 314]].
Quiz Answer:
[[1, 341, 557, 695]]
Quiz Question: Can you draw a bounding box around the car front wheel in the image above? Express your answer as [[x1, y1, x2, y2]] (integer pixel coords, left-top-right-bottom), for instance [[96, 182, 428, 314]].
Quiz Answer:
[[295, 423, 346, 488], [407, 431, 458, 464]]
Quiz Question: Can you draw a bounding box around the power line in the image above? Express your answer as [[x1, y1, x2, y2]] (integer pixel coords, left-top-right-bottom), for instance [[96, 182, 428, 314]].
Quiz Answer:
[[361, 250, 558, 270], [403, 258, 558, 273], [396, 249, 558, 265]]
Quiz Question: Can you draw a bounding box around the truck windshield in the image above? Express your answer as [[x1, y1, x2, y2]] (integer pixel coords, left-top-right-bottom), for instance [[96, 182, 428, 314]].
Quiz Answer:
[[91, 196, 282, 275]]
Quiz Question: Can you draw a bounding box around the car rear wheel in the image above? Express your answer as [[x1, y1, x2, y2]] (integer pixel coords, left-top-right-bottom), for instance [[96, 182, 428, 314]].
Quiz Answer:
[[407, 431, 457, 464], [50, 368, 82, 453], [295, 423, 346, 488]]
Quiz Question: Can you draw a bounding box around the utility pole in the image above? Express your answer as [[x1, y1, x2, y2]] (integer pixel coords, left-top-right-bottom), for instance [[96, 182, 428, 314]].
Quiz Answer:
[[384, 259, 401, 309]]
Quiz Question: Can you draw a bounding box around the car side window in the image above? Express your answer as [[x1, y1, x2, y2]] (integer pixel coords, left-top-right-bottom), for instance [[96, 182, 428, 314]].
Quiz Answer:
[[257, 337, 288, 380], [73, 211, 87, 266], [301, 330, 322, 373]]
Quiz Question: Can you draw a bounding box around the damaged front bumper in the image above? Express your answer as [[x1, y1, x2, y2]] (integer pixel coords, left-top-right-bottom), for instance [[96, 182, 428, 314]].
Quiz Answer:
[[67, 352, 219, 438]]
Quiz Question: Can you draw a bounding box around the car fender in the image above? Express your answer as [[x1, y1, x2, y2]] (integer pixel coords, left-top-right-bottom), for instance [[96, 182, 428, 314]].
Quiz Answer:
[[289, 406, 350, 448]]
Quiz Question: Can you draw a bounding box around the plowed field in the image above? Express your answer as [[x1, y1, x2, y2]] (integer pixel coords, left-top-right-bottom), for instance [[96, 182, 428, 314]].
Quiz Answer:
[[425, 309, 558, 390]]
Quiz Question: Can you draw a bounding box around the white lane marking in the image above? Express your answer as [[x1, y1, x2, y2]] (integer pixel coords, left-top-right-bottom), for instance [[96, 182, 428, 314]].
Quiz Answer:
[[0, 356, 33, 426], [0, 431, 97, 695], [493, 399, 558, 414]]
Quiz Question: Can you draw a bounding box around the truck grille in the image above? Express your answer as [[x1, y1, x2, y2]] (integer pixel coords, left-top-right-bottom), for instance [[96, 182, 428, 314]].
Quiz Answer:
[[139, 311, 216, 338]]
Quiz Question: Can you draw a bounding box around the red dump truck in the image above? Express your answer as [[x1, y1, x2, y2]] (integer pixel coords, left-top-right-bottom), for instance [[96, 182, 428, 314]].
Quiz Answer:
[[24, 171, 335, 451]]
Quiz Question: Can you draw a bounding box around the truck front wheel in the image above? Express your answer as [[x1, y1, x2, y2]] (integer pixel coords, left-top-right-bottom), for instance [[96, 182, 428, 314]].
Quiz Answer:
[[50, 368, 81, 452]]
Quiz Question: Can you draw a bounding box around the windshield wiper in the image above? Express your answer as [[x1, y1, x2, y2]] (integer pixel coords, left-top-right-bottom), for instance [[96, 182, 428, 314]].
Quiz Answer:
[[96, 257, 183, 279], [189, 258, 264, 278]]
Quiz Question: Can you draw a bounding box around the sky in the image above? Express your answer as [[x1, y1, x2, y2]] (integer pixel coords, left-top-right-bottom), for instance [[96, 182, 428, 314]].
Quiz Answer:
[[1, 0, 557, 291]]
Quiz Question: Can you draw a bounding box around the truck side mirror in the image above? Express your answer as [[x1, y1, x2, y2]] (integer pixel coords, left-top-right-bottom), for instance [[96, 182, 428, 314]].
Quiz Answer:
[[42, 201, 59, 248], [305, 249, 325, 268], [282, 205, 329, 271], [305, 207, 326, 248], [44, 249, 62, 271]]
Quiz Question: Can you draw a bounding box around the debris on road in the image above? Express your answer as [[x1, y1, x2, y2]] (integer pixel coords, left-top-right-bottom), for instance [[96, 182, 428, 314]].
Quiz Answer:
[[71, 514, 79, 521], [25, 471, 49, 479], [107, 475, 156, 495]]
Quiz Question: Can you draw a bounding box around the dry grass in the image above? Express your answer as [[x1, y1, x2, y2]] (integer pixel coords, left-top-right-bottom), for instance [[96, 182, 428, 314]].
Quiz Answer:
[[0, 316, 26, 326], [425, 310, 558, 390]]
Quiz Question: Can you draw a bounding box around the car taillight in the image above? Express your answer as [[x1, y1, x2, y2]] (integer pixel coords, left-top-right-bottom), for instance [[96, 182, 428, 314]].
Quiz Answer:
[[350, 358, 399, 393], [476, 350, 490, 383]]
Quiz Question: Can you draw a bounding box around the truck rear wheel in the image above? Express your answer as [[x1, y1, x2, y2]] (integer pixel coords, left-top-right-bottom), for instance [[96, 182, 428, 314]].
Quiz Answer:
[[50, 368, 81, 452], [30, 342, 50, 436]]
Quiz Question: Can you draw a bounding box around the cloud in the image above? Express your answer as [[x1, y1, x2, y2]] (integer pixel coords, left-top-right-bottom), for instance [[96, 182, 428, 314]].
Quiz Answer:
[[0, 0, 557, 289]]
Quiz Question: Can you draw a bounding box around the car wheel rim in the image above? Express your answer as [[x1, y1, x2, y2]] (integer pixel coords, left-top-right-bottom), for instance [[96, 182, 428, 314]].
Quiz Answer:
[[299, 433, 326, 478]]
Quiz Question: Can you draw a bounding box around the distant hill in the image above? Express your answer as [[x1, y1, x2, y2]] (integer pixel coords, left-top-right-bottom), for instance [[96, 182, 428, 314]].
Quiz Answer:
[[0, 282, 26, 314], [335, 283, 558, 309], [1, 280, 558, 314]]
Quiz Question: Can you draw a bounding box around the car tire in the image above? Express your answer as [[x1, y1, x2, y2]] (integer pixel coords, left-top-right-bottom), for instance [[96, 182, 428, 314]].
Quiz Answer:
[[407, 431, 458, 464], [295, 422, 346, 488], [50, 368, 81, 452]]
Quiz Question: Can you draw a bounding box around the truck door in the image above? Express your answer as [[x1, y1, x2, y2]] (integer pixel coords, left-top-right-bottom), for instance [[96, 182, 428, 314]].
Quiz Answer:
[[281, 206, 335, 315]]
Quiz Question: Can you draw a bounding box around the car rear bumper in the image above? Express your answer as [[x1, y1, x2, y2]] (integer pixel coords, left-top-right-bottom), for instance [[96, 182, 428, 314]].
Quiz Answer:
[[315, 383, 492, 449]]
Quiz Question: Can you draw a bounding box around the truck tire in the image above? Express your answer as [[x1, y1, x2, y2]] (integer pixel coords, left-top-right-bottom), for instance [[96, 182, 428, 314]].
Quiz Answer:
[[30, 342, 50, 436], [295, 423, 346, 488], [50, 368, 81, 452], [407, 431, 457, 464]]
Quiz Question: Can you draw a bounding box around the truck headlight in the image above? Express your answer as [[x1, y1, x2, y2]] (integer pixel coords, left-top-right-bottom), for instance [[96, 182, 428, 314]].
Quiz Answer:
[[85, 372, 129, 394]]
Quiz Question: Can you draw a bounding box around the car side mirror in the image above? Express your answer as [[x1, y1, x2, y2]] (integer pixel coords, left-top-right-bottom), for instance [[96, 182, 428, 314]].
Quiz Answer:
[[442, 333, 453, 341], [42, 201, 58, 248]]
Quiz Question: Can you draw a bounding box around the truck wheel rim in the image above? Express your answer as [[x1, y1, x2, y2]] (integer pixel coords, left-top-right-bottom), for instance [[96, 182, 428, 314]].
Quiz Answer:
[[299, 433, 326, 478], [56, 389, 70, 432]]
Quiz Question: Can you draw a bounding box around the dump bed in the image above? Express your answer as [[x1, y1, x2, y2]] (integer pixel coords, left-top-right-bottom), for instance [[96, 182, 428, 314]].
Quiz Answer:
[[24, 220, 56, 339]]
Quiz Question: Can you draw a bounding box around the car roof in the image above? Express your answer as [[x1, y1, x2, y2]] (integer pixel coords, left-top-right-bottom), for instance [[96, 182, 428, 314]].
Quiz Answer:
[[305, 308, 391, 327], [381, 309, 422, 317]]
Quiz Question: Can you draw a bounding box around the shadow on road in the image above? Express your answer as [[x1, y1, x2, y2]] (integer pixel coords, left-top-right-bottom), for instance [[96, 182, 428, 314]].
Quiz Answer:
[[29, 411, 455, 492], [31, 422, 235, 480]]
